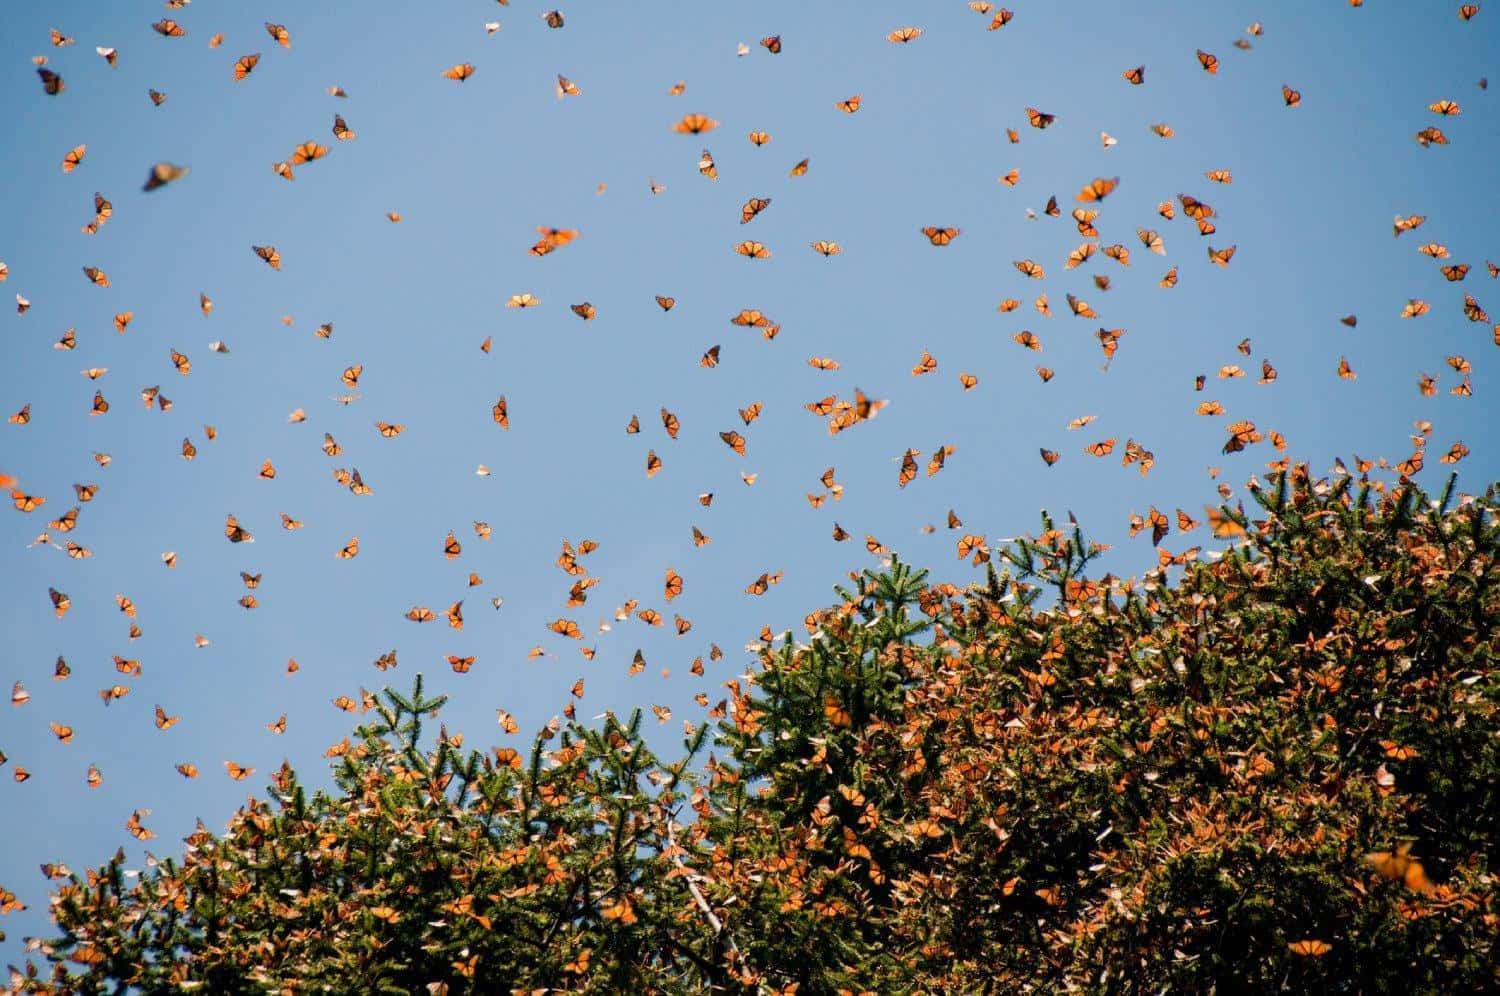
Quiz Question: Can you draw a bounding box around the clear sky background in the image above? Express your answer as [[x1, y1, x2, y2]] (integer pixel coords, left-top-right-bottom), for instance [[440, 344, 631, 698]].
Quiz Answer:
[[1, 0, 1496, 958]]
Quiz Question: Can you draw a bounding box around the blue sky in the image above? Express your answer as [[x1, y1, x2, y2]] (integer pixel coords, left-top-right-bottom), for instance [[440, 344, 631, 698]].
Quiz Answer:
[[1, 0, 1496, 956]]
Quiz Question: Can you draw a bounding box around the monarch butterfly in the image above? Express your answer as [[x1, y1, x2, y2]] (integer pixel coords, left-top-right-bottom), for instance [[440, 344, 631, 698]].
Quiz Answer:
[[81, 265, 109, 287], [958, 372, 978, 391], [653, 294, 677, 312], [636, 608, 663, 627], [989, 8, 1015, 29], [810, 241, 842, 257], [1366, 843, 1434, 894], [1131, 229, 1165, 257], [1337, 357, 1356, 379], [1013, 258, 1045, 279], [761, 35, 782, 53], [1205, 169, 1232, 183], [701, 345, 720, 367], [489, 396, 509, 428], [37, 67, 64, 94], [549, 618, 581, 639], [226, 514, 254, 543], [61, 145, 86, 173], [748, 130, 770, 146], [375, 421, 404, 438], [1459, 4, 1479, 19], [1103, 244, 1130, 266], [1442, 264, 1470, 281], [738, 401, 763, 425], [1281, 84, 1302, 106], [646, 450, 663, 476], [1026, 107, 1056, 129], [290, 141, 327, 165], [734, 241, 771, 258], [1160, 266, 1179, 288], [1205, 505, 1247, 538], [1064, 243, 1095, 269], [912, 350, 937, 375], [673, 113, 719, 134], [1013, 331, 1041, 351], [1207, 245, 1237, 267], [1066, 294, 1096, 318], [1393, 214, 1426, 236], [1084, 439, 1117, 456], [1076, 176, 1119, 202], [234, 54, 260, 80], [1196, 49, 1218, 73], [253, 245, 281, 269], [998, 168, 1020, 186], [836, 94, 862, 113], [265, 22, 290, 46], [443, 63, 475, 81], [153, 19, 186, 36], [544, 9, 565, 28], [556, 74, 581, 97], [741, 197, 771, 223], [1035, 294, 1051, 315], [659, 407, 681, 438], [887, 27, 922, 43], [1288, 939, 1331, 957], [90, 391, 109, 415], [331, 114, 355, 141], [225, 761, 254, 781], [897, 449, 919, 488], [567, 301, 597, 321], [1415, 126, 1448, 146], [149, 89, 168, 106], [273, 160, 294, 182], [921, 227, 960, 246]]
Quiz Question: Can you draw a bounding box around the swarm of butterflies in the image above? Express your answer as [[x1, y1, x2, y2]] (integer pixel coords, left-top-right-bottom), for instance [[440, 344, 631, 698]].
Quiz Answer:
[[1, 0, 1495, 957]]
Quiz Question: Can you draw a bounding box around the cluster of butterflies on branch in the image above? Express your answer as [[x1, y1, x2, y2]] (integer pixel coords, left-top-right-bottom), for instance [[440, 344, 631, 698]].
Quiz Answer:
[[0, 1, 1494, 952]]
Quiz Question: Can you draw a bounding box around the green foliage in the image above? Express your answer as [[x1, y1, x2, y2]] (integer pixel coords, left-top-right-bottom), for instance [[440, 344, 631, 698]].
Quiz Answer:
[[12, 465, 1499, 994]]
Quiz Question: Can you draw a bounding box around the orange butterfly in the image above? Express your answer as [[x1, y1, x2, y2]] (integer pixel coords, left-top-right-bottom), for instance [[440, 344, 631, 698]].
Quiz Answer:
[[1026, 107, 1056, 128], [1076, 176, 1119, 202], [673, 113, 719, 134], [921, 227, 959, 246]]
